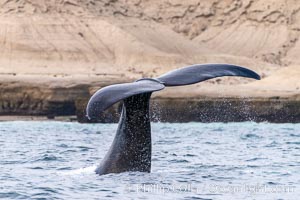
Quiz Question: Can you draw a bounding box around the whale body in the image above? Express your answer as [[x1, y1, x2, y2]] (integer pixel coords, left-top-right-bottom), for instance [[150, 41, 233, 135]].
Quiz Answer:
[[86, 64, 260, 175]]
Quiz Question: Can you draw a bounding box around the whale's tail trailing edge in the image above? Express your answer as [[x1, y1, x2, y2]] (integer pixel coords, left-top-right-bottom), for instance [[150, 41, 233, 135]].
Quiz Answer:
[[86, 64, 260, 120], [157, 63, 260, 86]]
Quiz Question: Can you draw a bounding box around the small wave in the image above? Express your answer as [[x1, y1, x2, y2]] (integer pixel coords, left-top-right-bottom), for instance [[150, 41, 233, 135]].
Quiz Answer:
[[184, 196, 213, 200], [76, 146, 95, 151], [0, 192, 29, 199], [246, 157, 268, 162], [33, 155, 59, 162], [56, 144, 69, 148], [266, 181, 279, 185], [247, 165, 260, 168], [212, 127, 224, 132], [28, 166, 43, 169], [80, 128, 95, 134], [204, 142, 220, 145], [184, 154, 196, 157], [169, 159, 189, 163], [265, 141, 279, 147], [34, 187, 60, 194], [201, 175, 213, 179], [155, 140, 181, 145], [240, 133, 262, 140], [57, 167, 72, 170], [289, 134, 300, 137], [286, 141, 300, 145]]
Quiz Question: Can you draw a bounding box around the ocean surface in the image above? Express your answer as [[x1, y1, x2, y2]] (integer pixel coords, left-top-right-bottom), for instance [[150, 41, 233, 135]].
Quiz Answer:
[[0, 121, 299, 200]]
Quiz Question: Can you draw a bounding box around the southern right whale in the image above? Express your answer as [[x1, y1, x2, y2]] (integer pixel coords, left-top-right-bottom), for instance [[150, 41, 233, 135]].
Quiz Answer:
[[86, 64, 260, 175]]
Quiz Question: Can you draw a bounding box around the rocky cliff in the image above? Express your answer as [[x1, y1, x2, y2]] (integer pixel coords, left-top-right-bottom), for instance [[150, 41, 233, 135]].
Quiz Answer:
[[0, 0, 299, 122]]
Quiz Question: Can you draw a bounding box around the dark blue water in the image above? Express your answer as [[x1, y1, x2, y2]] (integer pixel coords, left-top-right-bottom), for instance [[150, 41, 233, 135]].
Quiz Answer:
[[0, 122, 299, 199]]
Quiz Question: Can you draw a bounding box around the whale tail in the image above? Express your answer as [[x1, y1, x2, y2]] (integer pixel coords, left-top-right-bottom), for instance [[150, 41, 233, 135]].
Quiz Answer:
[[88, 63, 260, 175], [86, 64, 260, 119]]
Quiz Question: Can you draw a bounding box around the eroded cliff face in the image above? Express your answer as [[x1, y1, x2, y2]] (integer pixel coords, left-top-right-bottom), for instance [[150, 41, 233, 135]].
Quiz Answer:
[[0, 0, 299, 121], [2, 0, 300, 66]]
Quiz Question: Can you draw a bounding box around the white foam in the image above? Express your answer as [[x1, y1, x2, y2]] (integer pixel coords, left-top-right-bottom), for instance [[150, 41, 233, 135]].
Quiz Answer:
[[59, 165, 97, 176]]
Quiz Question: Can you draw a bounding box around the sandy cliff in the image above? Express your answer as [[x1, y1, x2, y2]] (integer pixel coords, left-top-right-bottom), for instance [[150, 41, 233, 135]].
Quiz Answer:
[[0, 0, 299, 121]]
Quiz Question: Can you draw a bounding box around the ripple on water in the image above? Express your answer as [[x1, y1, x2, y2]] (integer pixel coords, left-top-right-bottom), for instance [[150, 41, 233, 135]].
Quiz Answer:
[[286, 141, 300, 145], [245, 157, 268, 162], [240, 133, 262, 140], [0, 192, 29, 199], [33, 155, 60, 162], [265, 141, 279, 147], [289, 133, 300, 137], [0, 122, 299, 200]]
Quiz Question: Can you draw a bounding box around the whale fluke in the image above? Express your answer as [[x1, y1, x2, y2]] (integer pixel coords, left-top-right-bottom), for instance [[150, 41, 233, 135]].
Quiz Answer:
[[87, 79, 165, 120], [86, 63, 261, 175], [87, 64, 260, 119], [157, 64, 260, 86]]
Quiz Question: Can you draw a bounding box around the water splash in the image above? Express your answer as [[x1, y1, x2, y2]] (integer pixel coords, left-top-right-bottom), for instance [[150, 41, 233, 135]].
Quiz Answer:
[[59, 165, 97, 176]]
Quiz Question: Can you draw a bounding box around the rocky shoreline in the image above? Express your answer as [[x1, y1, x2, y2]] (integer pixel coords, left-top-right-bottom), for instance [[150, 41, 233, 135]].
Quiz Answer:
[[1, 82, 299, 123], [1, 97, 299, 123], [0, 65, 299, 123], [71, 96, 300, 123]]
